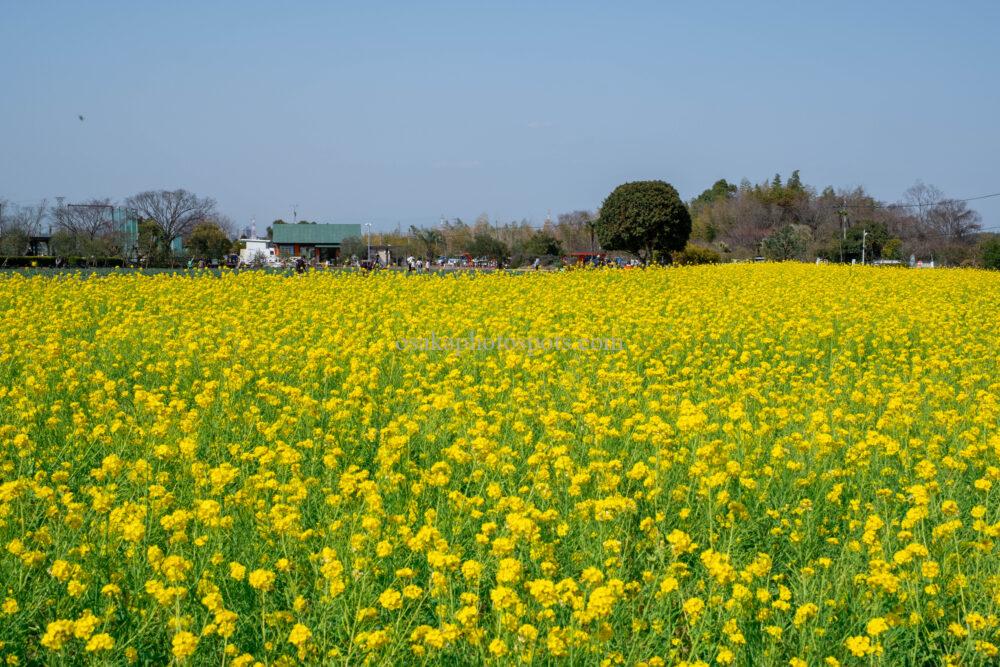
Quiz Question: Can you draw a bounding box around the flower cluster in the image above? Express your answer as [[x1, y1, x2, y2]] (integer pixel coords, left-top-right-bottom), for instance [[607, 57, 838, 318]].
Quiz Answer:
[[1, 264, 999, 664]]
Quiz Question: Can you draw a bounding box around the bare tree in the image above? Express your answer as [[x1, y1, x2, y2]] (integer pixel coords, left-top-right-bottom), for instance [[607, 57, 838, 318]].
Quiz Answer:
[[207, 213, 237, 239], [0, 199, 28, 255], [925, 199, 981, 241], [718, 195, 774, 254], [901, 181, 982, 261], [556, 210, 597, 252], [439, 218, 472, 256], [57, 200, 115, 238], [126, 189, 216, 252], [903, 181, 945, 227], [8, 199, 49, 235], [53, 199, 121, 255]]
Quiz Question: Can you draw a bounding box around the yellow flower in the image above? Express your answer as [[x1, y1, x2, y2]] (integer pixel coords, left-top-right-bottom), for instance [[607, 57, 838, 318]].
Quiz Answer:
[[462, 560, 483, 581], [658, 576, 679, 596], [288, 623, 312, 646], [683, 597, 705, 620], [496, 557, 522, 584], [40, 620, 75, 651], [172, 631, 199, 660], [793, 603, 818, 628], [976, 641, 999, 658], [527, 578, 559, 607], [73, 611, 100, 639], [667, 530, 697, 556], [948, 623, 968, 639], [866, 617, 889, 636], [229, 562, 247, 580], [845, 635, 878, 657], [585, 585, 617, 618], [248, 569, 275, 592], [518, 624, 538, 643], [490, 586, 520, 610], [85, 633, 115, 652], [379, 588, 403, 611], [489, 638, 508, 656]]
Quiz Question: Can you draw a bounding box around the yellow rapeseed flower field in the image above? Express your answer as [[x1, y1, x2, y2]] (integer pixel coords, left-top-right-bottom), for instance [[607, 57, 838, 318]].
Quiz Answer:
[[1, 264, 1000, 665]]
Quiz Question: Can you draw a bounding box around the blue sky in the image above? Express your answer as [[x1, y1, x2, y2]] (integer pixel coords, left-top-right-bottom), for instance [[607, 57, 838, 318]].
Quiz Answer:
[[2, 1, 998, 231]]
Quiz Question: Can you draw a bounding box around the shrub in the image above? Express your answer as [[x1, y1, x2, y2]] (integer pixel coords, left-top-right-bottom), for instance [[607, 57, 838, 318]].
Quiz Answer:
[[0, 256, 127, 268], [982, 236, 1000, 270], [673, 244, 722, 265], [0, 256, 56, 267]]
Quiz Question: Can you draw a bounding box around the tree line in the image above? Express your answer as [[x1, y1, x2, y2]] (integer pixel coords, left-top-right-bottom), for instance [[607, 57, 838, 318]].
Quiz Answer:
[[384, 174, 997, 268], [333, 213, 591, 267], [3, 174, 997, 268], [0, 190, 233, 264], [688, 173, 991, 265], [336, 174, 996, 268]]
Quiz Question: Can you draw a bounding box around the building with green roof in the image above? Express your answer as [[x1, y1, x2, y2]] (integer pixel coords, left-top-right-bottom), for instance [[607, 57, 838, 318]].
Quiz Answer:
[[271, 223, 361, 262]]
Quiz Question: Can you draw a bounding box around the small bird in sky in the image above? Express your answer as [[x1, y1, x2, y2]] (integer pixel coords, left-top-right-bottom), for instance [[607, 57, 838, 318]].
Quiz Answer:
[[78, 114, 85, 122]]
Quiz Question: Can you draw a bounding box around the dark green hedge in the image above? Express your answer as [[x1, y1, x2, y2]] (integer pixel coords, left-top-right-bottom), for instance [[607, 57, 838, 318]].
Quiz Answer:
[[0, 256, 127, 268]]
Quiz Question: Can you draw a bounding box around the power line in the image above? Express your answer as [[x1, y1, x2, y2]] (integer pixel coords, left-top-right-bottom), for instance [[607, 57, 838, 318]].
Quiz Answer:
[[840, 191, 1000, 210], [896, 224, 1000, 240], [695, 189, 1000, 214]]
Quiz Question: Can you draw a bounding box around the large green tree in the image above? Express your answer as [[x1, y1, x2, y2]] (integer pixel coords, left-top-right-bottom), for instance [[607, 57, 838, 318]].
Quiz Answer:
[[596, 181, 691, 263], [762, 224, 812, 260], [691, 179, 737, 210], [843, 221, 891, 262], [186, 222, 232, 259], [137, 219, 170, 265], [468, 233, 509, 265]]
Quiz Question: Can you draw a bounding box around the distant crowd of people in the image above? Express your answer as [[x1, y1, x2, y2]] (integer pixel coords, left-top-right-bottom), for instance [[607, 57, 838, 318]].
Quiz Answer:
[[176, 252, 645, 274]]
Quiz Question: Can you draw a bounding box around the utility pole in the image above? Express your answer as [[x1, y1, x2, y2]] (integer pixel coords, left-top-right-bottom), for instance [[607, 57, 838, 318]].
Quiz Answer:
[[292, 205, 298, 224], [861, 228, 868, 265], [839, 201, 848, 263], [53, 197, 65, 236], [364, 222, 372, 262]]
